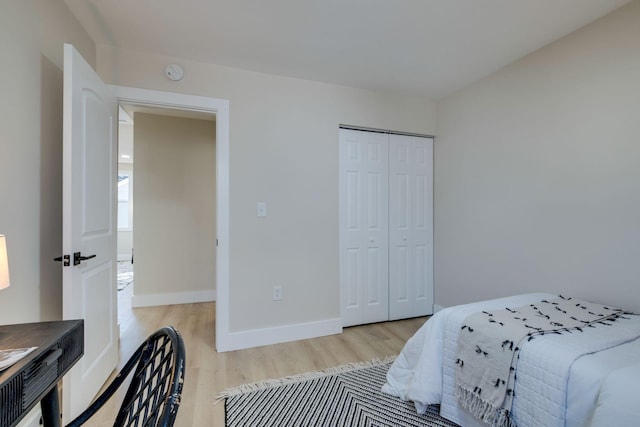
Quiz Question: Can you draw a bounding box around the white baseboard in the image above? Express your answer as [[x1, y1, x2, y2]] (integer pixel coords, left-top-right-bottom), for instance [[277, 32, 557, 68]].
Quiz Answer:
[[131, 290, 216, 308], [220, 317, 343, 352]]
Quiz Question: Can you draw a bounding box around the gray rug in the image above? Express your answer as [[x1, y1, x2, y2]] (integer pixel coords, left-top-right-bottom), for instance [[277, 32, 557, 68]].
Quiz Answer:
[[220, 357, 460, 427]]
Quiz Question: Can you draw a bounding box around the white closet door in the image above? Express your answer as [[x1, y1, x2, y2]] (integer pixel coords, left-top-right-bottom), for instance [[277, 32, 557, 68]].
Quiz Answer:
[[388, 134, 433, 320], [339, 129, 389, 327]]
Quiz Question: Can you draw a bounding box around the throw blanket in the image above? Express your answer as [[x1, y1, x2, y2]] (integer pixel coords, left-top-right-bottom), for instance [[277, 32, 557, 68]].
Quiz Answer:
[[455, 295, 625, 427]]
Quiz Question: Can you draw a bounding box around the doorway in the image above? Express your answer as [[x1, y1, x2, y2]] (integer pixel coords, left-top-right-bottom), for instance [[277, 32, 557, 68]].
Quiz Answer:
[[116, 104, 217, 324], [117, 107, 134, 324], [110, 85, 231, 352]]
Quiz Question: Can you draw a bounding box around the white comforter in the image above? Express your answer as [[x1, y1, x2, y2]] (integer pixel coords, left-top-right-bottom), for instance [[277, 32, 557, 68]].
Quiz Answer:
[[382, 293, 640, 427]]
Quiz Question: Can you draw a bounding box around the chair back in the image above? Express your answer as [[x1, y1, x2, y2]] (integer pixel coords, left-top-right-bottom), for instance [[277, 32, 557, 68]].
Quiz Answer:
[[66, 326, 185, 427], [115, 326, 186, 426]]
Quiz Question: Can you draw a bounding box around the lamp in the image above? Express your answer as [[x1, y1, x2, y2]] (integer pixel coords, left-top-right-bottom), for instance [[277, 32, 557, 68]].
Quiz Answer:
[[0, 235, 9, 291], [0, 234, 36, 363]]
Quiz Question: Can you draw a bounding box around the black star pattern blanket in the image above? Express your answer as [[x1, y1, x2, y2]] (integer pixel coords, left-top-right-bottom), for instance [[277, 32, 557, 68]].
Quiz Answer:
[[455, 295, 626, 427]]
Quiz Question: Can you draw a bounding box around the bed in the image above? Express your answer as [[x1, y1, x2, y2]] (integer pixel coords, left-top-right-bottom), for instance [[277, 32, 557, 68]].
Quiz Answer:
[[382, 293, 640, 427]]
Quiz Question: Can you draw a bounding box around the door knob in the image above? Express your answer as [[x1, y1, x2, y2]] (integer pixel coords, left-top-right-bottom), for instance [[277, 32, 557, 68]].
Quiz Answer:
[[73, 252, 96, 266]]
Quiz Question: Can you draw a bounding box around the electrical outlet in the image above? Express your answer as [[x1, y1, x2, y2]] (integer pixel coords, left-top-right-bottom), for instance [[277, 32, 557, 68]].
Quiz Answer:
[[273, 286, 282, 301], [257, 202, 267, 217]]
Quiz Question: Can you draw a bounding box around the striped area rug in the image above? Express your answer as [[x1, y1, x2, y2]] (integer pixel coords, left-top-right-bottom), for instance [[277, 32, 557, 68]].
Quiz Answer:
[[220, 357, 460, 427]]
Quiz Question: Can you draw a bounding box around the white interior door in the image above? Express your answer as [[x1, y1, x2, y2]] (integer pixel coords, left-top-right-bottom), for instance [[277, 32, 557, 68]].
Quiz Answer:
[[389, 134, 434, 320], [339, 129, 389, 327], [62, 43, 119, 421]]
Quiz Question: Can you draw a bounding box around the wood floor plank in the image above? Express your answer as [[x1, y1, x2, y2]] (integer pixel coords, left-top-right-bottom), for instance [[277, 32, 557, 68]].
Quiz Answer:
[[89, 292, 426, 426]]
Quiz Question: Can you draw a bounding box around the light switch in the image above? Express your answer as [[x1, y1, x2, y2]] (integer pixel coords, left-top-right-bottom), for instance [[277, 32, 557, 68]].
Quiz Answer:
[[257, 202, 267, 217]]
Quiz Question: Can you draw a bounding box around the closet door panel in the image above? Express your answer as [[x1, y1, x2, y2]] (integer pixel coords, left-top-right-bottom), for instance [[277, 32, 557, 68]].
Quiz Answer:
[[344, 248, 361, 309], [339, 129, 389, 327], [413, 146, 434, 312], [389, 135, 412, 319], [389, 134, 433, 320], [340, 129, 432, 326]]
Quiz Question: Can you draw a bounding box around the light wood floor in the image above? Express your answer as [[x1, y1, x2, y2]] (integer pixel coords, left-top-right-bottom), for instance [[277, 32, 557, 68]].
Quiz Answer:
[[89, 285, 426, 426]]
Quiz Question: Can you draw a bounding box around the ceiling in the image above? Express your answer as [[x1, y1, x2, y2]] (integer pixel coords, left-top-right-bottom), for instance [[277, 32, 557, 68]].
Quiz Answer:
[[65, 0, 630, 100]]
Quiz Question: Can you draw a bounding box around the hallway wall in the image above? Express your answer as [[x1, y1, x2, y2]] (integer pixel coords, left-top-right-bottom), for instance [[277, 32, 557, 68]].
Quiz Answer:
[[133, 113, 216, 304]]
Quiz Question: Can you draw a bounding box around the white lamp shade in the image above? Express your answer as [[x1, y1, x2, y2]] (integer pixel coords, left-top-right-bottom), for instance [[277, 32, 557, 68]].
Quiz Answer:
[[0, 235, 9, 290]]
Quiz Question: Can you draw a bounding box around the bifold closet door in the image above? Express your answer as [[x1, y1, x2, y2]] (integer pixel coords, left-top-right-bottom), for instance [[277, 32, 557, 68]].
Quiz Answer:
[[388, 134, 434, 320], [339, 129, 390, 327]]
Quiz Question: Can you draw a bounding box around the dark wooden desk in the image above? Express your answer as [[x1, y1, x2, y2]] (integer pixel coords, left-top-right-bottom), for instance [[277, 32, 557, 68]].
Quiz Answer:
[[0, 320, 83, 427]]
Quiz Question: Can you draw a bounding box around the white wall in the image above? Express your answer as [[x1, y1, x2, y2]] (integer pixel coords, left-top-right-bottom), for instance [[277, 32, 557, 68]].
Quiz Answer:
[[435, 1, 640, 311], [96, 46, 437, 335], [0, 0, 94, 323], [133, 113, 216, 303], [117, 230, 133, 261]]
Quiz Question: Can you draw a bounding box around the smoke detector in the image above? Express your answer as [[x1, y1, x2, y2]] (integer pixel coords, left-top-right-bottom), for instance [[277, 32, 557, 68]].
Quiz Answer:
[[165, 64, 184, 81]]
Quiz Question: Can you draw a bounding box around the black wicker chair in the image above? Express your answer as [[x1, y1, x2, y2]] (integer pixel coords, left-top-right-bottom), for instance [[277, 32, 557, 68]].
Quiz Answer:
[[66, 326, 186, 427]]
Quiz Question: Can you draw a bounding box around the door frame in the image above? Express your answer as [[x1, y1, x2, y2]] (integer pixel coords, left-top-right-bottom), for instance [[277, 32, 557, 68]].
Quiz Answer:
[[111, 85, 231, 352]]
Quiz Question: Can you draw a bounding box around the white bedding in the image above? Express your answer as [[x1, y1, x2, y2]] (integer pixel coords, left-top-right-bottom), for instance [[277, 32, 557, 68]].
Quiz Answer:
[[383, 293, 640, 427], [569, 337, 640, 426], [588, 362, 640, 426]]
